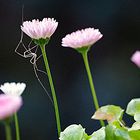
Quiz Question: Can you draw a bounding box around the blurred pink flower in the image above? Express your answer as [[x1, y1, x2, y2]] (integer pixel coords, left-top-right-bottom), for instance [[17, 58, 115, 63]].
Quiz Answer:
[[62, 28, 103, 49], [21, 18, 58, 39], [131, 51, 140, 68], [0, 82, 26, 96], [0, 94, 22, 120]]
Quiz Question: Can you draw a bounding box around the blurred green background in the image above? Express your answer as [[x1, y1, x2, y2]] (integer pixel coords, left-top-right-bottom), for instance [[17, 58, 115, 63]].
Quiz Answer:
[[0, 0, 140, 139]]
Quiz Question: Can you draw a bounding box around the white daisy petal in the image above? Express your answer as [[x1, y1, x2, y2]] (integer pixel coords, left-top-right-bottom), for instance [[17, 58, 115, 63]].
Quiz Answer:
[[0, 82, 26, 96]]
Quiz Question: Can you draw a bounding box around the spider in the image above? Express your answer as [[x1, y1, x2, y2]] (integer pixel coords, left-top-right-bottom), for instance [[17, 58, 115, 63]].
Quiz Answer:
[[15, 25, 53, 104]]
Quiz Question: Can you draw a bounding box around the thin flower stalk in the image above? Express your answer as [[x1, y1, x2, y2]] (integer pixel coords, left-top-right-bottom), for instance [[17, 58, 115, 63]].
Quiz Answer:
[[81, 50, 105, 126], [40, 44, 61, 136], [5, 122, 12, 140], [14, 113, 20, 140], [62, 27, 105, 126]]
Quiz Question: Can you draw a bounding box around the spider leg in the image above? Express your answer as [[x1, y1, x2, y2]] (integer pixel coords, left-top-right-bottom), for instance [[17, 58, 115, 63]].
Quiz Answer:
[[27, 53, 52, 103], [30, 53, 37, 64], [15, 31, 33, 58], [28, 47, 47, 75], [25, 42, 38, 58], [33, 62, 53, 104], [27, 40, 38, 52], [35, 61, 47, 75], [36, 54, 43, 61], [23, 45, 37, 58], [35, 54, 48, 75], [15, 31, 27, 58]]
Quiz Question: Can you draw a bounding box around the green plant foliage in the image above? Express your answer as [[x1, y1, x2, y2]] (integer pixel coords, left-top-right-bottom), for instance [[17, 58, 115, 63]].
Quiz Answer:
[[59, 124, 88, 140], [105, 124, 130, 140], [126, 99, 140, 117], [130, 122, 140, 131], [128, 122, 140, 140], [92, 105, 124, 123], [134, 113, 140, 122], [60, 99, 140, 140], [128, 130, 140, 140], [89, 127, 105, 140], [126, 98, 140, 122]]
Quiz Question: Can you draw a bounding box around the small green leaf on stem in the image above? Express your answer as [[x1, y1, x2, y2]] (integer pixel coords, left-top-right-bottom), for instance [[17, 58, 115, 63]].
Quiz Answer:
[[89, 127, 105, 140], [92, 105, 124, 123], [105, 124, 130, 140], [59, 124, 88, 140], [126, 98, 140, 116], [126, 98, 140, 121]]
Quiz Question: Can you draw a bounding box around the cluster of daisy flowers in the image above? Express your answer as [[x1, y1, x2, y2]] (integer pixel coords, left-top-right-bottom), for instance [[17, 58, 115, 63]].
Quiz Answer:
[[21, 17, 140, 68], [21, 18, 103, 49], [0, 82, 26, 120]]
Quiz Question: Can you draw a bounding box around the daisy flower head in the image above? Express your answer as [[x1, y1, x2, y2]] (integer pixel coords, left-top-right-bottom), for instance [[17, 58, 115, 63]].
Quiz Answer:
[[0, 82, 26, 96], [0, 94, 22, 120], [62, 28, 103, 51], [131, 50, 140, 68], [21, 18, 58, 41]]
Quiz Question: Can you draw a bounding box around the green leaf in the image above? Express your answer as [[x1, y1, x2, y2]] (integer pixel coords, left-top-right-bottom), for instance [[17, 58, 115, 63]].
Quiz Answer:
[[129, 122, 140, 131], [59, 124, 87, 140], [114, 128, 130, 140], [134, 113, 140, 122], [105, 124, 130, 140], [105, 125, 115, 140], [128, 130, 140, 140], [92, 105, 124, 123], [126, 98, 140, 117], [128, 122, 140, 140], [89, 127, 105, 140]]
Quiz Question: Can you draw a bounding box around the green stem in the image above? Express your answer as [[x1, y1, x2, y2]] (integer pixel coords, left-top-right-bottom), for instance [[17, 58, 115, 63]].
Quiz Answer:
[[14, 113, 20, 140], [40, 45, 61, 136], [81, 51, 105, 127], [5, 122, 12, 140]]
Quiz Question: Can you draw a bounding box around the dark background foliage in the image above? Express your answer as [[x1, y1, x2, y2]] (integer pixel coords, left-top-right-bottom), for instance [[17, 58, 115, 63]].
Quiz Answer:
[[0, 0, 140, 139]]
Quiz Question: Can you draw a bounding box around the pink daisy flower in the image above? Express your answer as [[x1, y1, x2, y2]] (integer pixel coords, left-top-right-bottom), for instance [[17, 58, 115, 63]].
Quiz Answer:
[[131, 51, 140, 68], [0, 94, 22, 120], [62, 28, 103, 49], [21, 18, 58, 39]]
